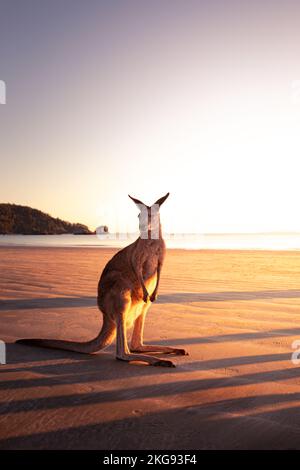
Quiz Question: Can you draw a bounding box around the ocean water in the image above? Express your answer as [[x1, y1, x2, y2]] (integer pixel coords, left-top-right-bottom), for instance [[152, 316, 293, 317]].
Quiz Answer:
[[1, 233, 300, 250]]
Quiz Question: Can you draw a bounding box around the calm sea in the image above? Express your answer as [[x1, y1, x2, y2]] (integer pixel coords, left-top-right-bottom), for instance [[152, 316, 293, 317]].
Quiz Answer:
[[1, 233, 300, 250]]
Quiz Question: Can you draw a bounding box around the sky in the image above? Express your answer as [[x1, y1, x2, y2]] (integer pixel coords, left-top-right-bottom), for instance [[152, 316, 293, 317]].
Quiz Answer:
[[1, 0, 300, 233]]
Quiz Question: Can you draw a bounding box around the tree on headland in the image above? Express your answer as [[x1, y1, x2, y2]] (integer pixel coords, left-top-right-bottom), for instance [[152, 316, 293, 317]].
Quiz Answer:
[[0, 204, 93, 235]]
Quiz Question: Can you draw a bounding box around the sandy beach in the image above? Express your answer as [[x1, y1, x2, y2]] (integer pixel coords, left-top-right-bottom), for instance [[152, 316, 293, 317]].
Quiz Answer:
[[1, 246, 300, 449]]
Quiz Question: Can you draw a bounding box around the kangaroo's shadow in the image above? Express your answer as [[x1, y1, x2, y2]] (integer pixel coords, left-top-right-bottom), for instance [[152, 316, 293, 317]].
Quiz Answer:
[[158, 289, 300, 303], [0, 296, 96, 311]]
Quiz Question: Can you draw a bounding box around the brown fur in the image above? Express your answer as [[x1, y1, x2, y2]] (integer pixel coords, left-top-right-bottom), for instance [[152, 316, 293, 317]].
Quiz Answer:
[[17, 193, 188, 367]]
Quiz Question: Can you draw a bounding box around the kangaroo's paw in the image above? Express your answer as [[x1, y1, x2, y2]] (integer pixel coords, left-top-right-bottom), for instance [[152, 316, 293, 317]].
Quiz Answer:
[[150, 292, 158, 302]]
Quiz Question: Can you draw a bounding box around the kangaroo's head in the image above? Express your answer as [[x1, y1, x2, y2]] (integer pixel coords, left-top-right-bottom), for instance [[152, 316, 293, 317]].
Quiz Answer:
[[128, 193, 169, 239]]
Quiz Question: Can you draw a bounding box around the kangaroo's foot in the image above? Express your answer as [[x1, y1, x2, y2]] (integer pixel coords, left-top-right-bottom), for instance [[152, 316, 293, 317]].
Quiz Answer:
[[131, 344, 188, 356], [116, 302, 175, 367], [116, 352, 175, 367]]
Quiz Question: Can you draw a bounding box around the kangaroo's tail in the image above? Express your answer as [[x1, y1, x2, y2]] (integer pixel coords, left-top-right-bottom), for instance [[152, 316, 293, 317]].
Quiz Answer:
[[16, 315, 116, 354]]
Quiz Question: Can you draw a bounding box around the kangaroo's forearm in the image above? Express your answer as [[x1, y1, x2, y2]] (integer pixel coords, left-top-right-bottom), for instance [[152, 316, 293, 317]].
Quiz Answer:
[[136, 271, 147, 292], [135, 269, 148, 302], [150, 262, 162, 302], [130, 254, 147, 293], [154, 261, 163, 292]]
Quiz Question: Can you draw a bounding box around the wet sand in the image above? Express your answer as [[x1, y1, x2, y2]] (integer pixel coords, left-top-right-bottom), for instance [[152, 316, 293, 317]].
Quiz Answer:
[[1, 246, 300, 449]]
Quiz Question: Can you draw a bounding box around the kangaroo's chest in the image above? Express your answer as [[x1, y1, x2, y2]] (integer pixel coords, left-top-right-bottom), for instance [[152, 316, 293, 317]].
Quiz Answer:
[[142, 247, 161, 280], [142, 260, 156, 279]]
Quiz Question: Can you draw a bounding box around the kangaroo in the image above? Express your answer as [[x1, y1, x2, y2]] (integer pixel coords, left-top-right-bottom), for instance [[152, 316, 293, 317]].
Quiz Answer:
[[17, 193, 188, 367]]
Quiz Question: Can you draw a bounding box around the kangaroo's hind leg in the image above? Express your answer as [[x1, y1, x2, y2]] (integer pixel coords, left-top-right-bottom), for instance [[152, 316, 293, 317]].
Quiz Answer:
[[116, 294, 175, 367], [130, 302, 188, 356]]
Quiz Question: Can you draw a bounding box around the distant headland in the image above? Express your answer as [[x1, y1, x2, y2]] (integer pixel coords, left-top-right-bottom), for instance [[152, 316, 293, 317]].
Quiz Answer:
[[0, 203, 95, 235]]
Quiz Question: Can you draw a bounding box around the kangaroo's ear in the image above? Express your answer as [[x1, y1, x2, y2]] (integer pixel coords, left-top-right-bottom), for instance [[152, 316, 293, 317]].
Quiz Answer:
[[128, 194, 147, 210], [153, 192, 170, 207]]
